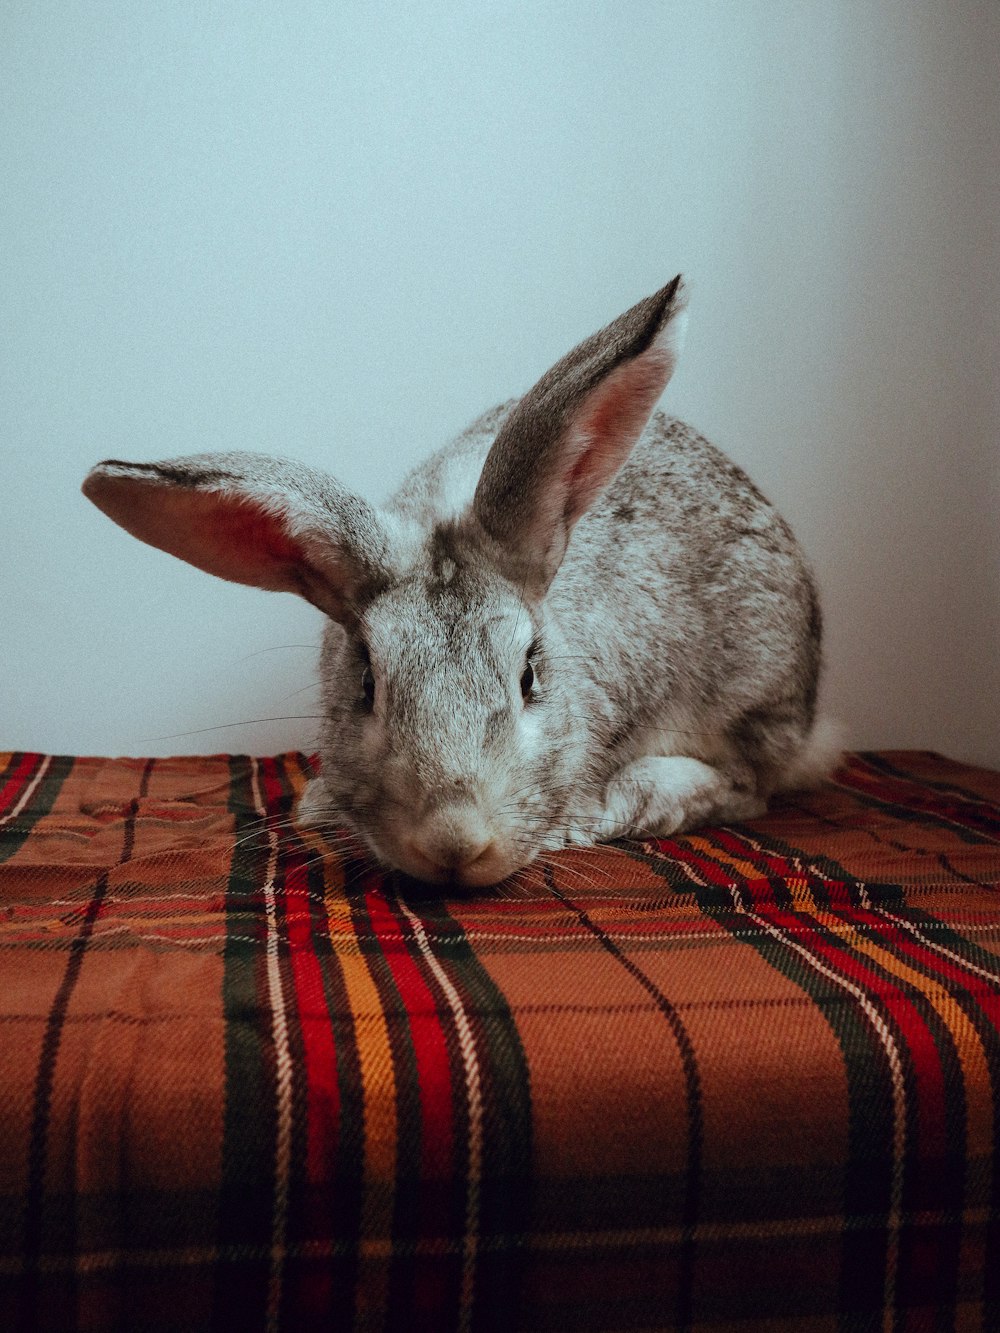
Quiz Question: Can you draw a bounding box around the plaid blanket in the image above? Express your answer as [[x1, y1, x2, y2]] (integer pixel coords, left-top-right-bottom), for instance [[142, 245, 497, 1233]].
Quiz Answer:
[[1, 748, 999, 1332]]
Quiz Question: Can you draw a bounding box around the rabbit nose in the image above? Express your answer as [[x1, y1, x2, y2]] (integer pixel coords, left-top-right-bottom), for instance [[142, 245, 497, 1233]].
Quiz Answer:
[[406, 831, 493, 875], [404, 804, 494, 880]]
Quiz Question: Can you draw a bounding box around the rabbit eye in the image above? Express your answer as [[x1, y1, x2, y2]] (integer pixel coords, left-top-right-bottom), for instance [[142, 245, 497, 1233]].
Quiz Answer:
[[520, 640, 540, 702], [361, 665, 376, 708]]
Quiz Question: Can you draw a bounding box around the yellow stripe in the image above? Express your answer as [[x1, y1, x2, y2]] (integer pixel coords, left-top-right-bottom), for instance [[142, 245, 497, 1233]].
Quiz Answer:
[[285, 756, 399, 1258], [686, 834, 820, 912], [689, 832, 992, 1165], [824, 917, 993, 1159]]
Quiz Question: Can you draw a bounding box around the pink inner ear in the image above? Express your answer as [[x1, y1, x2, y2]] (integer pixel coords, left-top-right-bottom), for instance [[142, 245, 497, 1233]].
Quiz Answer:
[[176, 492, 308, 589], [564, 353, 670, 520]]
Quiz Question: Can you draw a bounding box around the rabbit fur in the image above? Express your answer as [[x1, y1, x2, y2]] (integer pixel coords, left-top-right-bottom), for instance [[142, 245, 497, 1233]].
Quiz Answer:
[[83, 277, 836, 888]]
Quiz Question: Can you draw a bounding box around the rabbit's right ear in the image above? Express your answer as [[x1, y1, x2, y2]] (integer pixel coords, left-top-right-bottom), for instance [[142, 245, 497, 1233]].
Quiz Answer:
[[472, 276, 687, 596], [82, 451, 395, 625]]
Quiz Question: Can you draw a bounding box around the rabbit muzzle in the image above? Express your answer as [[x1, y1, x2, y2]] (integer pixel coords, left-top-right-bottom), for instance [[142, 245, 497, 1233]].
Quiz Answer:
[[395, 798, 514, 888]]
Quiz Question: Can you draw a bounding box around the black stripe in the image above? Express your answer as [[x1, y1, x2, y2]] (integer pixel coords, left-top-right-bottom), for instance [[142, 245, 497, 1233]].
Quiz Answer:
[[835, 770, 1000, 848], [339, 875, 429, 1331], [259, 756, 310, 1332], [374, 874, 534, 1333], [666, 823, 900, 1324], [717, 819, 989, 1326], [779, 792, 986, 893], [16, 757, 151, 1331], [212, 757, 276, 1331], [96, 459, 237, 488], [406, 887, 534, 1333], [544, 862, 703, 1333], [858, 751, 1000, 812]]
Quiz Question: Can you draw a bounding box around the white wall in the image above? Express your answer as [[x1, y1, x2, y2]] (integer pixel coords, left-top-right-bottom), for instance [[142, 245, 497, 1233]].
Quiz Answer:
[[3, 1, 998, 766]]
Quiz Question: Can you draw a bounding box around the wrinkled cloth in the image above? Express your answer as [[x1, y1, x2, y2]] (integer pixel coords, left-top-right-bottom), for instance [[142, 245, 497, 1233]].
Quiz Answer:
[[1, 748, 999, 1331]]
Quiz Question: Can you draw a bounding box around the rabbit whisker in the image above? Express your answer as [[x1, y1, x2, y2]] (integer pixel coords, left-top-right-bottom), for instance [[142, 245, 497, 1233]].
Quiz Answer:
[[144, 716, 325, 742], [236, 644, 317, 663], [278, 682, 323, 703]]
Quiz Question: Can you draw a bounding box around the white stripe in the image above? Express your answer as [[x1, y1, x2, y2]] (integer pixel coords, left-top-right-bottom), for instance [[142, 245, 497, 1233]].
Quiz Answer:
[[248, 758, 294, 1333], [830, 773, 1000, 847], [0, 754, 53, 826], [729, 831, 911, 1330], [738, 822, 1000, 1328], [13, 917, 1000, 952], [5, 1201, 993, 1276], [728, 877, 908, 1333], [862, 895, 1000, 986], [397, 897, 483, 1333]]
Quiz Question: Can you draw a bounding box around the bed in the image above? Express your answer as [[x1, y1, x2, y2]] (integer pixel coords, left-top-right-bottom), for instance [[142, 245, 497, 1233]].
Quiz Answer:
[[2, 748, 999, 1331]]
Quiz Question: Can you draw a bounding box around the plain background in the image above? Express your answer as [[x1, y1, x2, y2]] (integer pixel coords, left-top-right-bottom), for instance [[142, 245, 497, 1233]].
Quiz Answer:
[[2, 2, 998, 765]]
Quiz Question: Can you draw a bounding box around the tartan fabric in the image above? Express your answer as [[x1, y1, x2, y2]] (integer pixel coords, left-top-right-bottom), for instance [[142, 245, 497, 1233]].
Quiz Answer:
[[1, 750, 999, 1332]]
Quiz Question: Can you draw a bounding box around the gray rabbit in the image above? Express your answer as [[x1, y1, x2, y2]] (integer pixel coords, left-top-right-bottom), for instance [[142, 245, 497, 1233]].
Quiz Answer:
[[84, 277, 838, 887]]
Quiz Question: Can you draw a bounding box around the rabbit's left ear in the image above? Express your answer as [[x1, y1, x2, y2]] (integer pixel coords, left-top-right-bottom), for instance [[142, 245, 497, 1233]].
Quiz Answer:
[[472, 276, 687, 595], [82, 451, 395, 625]]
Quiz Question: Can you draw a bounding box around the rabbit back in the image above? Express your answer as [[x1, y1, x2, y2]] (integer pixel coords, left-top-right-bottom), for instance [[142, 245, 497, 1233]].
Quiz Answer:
[[389, 404, 822, 798]]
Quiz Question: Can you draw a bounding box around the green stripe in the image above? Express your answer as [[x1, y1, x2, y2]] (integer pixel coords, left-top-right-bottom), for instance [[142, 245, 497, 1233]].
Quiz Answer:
[[682, 827, 898, 1329], [858, 751, 1000, 810], [279, 754, 366, 1329], [714, 826, 981, 1327], [387, 883, 534, 1333], [212, 756, 276, 1332], [0, 755, 76, 865], [341, 872, 427, 1328]]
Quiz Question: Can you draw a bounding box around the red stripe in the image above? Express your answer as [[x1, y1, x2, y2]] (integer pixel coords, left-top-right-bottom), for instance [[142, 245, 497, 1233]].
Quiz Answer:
[[255, 773, 341, 1173], [363, 888, 458, 1227], [654, 838, 750, 888], [284, 854, 341, 1181], [286, 851, 340, 1322], [710, 826, 800, 878], [852, 906, 1000, 1032], [256, 756, 341, 1321], [258, 748, 458, 1224], [753, 901, 951, 1164], [838, 904, 1000, 1225], [839, 761, 999, 839], [0, 753, 45, 818], [367, 883, 466, 1321]]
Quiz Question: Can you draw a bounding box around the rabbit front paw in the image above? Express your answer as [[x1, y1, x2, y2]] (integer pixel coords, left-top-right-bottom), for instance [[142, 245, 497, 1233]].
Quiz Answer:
[[558, 798, 633, 849], [562, 756, 766, 847], [561, 815, 621, 849]]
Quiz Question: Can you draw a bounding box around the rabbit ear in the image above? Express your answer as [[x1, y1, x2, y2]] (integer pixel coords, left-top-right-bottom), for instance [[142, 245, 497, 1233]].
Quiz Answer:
[[472, 276, 688, 595], [82, 451, 395, 624]]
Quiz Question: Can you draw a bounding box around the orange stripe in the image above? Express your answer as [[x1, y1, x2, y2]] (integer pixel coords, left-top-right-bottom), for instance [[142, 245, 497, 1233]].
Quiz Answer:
[[824, 919, 993, 1159], [685, 834, 822, 911], [287, 757, 399, 1240], [727, 837, 996, 1165], [703, 822, 992, 1159]]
